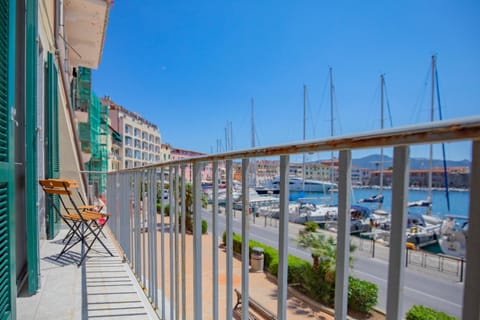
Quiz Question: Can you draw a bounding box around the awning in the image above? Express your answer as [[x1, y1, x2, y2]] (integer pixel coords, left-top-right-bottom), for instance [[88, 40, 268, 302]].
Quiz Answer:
[[64, 0, 111, 69]]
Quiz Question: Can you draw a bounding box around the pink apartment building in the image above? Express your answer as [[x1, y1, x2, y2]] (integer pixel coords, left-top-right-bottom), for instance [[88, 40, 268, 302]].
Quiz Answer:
[[170, 147, 213, 182]]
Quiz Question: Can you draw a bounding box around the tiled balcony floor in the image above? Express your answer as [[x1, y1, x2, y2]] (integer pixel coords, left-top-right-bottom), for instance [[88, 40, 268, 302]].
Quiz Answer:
[[17, 227, 158, 320]]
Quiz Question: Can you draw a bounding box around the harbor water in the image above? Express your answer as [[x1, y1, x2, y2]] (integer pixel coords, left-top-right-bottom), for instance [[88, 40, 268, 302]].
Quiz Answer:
[[290, 188, 470, 218]]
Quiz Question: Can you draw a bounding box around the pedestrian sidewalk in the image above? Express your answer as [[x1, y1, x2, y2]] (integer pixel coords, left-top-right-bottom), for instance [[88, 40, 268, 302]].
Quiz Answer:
[[158, 228, 333, 320], [17, 227, 158, 320]]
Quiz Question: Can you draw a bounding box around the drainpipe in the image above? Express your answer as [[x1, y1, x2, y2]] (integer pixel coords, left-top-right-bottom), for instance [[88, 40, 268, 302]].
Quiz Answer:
[[54, 0, 88, 193]]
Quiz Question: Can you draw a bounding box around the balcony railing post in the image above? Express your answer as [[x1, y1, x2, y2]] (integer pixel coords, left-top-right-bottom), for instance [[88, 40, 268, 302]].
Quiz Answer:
[[181, 165, 186, 320], [147, 170, 153, 300], [386, 145, 410, 320], [124, 172, 130, 261], [335, 149, 352, 320], [462, 140, 480, 319], [169, 166, 175, 320], [142, 171, 147, 290], [193, 161, 203, 320], [160, 168, 166, 319], [175, 165, 180, 319], [129, 172, 134, 264], [212, 161, 219, 320], [146, 171, 152, 299], [151, 168, 159, 309], [277, 155, 289, 320], [134, 171, 141, 277], [225, 160, 233, 320], [241, 158, 250, 320]]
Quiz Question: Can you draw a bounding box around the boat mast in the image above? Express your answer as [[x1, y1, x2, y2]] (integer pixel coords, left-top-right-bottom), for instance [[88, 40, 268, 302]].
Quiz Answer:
[[251, 97, 256, 187], [379, 74, 385, 209], [329, 68, 335, 184], [427, 56, 436, 214], [302, 85, 307, 190]]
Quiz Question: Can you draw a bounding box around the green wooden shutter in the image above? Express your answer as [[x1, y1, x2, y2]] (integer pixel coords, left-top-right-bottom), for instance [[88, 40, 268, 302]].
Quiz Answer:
[[45, 52, 60, 239], [25, 0, 39, 294], [0, 0, 16, 319]]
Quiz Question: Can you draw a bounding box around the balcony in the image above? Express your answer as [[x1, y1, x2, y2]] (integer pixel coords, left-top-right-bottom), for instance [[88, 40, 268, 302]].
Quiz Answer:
[[102, 116, 479, 319], [16, 227, 158, 319]]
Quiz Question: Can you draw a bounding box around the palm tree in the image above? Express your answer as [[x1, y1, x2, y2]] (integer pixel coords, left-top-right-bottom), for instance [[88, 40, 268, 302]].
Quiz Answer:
[[183, 182, 207, 232], [296, 232, 356, 282], [296, 232, 326, 270]]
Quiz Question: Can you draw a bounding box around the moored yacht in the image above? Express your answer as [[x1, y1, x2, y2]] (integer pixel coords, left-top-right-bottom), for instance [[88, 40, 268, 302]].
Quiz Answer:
[[271, 176, 337, 193]]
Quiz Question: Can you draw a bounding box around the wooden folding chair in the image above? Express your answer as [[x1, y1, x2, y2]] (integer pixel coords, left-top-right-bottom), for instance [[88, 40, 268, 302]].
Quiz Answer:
[[47, 179, 105, 243], [39, 179, 113, 266]]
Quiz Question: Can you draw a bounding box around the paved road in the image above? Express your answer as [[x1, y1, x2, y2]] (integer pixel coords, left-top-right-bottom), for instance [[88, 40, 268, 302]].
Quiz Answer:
[[201, 209, 463, 318]]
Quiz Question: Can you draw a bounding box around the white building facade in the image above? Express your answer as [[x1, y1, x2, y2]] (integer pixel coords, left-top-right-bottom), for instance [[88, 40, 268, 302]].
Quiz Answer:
[[104, 97, 162, 169]]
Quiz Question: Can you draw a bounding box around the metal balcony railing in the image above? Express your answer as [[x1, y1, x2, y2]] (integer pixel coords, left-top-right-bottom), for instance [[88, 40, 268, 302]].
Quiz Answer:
[[106, 116, 480, 320]]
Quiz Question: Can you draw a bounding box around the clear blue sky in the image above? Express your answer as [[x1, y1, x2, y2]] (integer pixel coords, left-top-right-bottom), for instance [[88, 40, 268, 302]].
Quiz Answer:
[[93, 1, 480, 161]]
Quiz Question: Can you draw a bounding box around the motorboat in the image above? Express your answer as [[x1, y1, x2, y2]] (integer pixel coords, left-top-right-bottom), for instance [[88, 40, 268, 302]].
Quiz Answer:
[[291, 202, 338, 224], [405, 213, 441, 248], [271, 176, 337, 193], [233, 188, 279, 214], [358, 194, 384, 203], [255, 185, 280, 195]]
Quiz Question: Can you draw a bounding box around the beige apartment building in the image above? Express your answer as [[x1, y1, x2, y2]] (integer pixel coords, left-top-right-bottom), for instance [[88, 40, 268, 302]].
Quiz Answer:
[[256, 160, 280, 181], [161, 143, 172, 162], [104, 97, 162, 169]]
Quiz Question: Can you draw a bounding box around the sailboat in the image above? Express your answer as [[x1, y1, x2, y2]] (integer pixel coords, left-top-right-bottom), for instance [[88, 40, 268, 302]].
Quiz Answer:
[[406, 56, 445, 248], [428, 56, 468, 258], [356, 75, 391, 233], [408, 56, 439, 219], [251, 98, 281, 195], [439, 215, 468, 257], [271, 84, 337, 194], [359, 75, 387, 211]]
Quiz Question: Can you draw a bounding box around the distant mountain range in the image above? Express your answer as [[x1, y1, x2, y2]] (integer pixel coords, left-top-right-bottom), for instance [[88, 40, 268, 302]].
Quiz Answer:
[[350, 154, 471, 170]]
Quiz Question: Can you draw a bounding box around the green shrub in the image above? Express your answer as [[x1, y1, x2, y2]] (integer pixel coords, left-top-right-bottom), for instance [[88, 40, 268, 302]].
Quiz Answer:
[[156, 202, 170, 216], [288, 255, 310, 284], [202, 220, 208, 234], [262, 246, 278, 269], [406, 305, 458, 320], [269, 255, 309, 284], [221, 232, 243, 253], [268, 257, 279, 275], [233, 233, 242, 253], [300, 263, 335, 305], [348, 277, 378, 313], [304, 221, 318, 233]]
